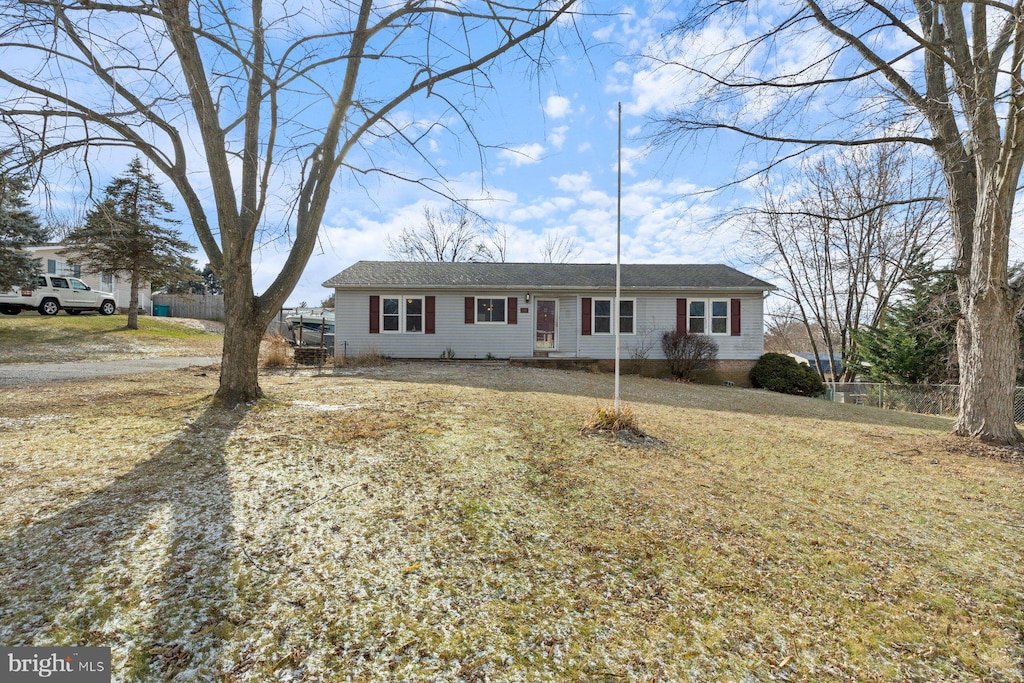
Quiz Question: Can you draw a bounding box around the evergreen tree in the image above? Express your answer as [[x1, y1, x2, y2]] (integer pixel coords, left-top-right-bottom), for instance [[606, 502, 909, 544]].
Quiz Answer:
[[159, 263, 204, 295], [0, 174, 47, 291], [201, 264, 222, 295], [63, 158, 194, 329], [855, 268, 960, 384], [161, 263, 223, 295]]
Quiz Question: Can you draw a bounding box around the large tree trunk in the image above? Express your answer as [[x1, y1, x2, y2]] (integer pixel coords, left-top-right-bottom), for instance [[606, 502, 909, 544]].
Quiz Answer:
[[952, 171, 1023, 444], [955, 285, 1021, 443], [215, 267, 267, 405]]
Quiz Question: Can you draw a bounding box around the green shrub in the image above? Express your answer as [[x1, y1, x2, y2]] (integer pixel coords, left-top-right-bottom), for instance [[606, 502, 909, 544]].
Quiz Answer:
[[749, 353, 825, 396]]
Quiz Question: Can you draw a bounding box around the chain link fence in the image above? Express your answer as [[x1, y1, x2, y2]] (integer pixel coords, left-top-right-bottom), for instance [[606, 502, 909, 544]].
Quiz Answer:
[[826, 383, 1024, 422]]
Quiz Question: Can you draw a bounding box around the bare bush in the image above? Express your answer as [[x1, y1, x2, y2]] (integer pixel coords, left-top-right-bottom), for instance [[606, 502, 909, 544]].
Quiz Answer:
[[261, 334, 292, 369], [628, 319, 657, 375], [661, 331, 718, 380], [338, 347, 388, 368]]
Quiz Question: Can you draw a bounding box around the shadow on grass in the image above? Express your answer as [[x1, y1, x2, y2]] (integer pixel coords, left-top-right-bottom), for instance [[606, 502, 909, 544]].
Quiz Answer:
[[0, 404, 244, 679], [340, 361, 953, 432]]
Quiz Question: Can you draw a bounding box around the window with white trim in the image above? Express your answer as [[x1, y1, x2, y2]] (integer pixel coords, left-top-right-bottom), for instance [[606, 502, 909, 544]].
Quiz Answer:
[[101, 272, 113, 289], [593, 298, 636, 335], [689, 299, 730, 335], [46, 259, 78, 277], [405, 297, 423, 332], [619, 299, 635, 334], [476, 297, 506, 323], [710, 300, 729, 334], [382, 297, 400, 332], [594, 299, 612, 334], [381, 296, 424, 333]]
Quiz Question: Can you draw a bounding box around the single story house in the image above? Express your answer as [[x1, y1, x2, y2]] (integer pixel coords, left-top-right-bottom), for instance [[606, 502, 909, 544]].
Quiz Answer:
[[27, 244, 152, 314], [323, 261, 776, 383]]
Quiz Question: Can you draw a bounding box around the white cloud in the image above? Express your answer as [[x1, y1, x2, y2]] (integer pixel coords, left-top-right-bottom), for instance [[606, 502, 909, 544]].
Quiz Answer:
[[551, 171, 592, 192], [548, 125, 570, 150], [592, 24, 615, 41], [508, 197, 576, 223], [498, 142, 545, 167], [544, 95, 573, 119], [609, 145, 646, 176]]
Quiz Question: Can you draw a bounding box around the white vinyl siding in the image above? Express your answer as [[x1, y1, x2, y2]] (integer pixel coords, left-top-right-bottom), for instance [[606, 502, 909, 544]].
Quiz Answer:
[[337, 290, 764, 360]]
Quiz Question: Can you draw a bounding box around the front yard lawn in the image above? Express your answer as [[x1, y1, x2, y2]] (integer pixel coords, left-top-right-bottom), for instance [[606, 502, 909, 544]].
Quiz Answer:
[[0, 314, 223, 363], [0, 363, 1020, 681]]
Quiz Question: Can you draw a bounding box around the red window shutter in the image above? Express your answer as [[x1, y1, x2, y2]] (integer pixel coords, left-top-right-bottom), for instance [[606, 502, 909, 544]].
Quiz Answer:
[[676, 298, 687, 334], [465, 297, 475, 324], [731, 298, 741, 336], [507, 297, 517, 325], [369, 295, 380, 334], [581, 297, 592, 336], [425, 295, 436, 334]]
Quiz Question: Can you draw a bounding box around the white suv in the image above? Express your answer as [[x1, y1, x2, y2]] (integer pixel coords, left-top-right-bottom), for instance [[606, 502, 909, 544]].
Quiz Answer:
[[0, 275, 117, 316]]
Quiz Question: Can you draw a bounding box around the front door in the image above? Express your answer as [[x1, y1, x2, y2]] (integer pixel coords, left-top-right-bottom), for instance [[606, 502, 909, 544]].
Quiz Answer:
[[535, 299, 556, 350]]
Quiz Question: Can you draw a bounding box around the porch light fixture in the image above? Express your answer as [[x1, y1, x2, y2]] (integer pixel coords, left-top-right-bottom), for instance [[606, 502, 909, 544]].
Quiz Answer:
[[525, 292, 531, 303]]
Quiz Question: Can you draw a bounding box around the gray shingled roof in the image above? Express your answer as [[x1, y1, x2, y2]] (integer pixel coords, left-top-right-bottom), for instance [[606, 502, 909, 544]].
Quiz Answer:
[[323, 261, 775, 291]]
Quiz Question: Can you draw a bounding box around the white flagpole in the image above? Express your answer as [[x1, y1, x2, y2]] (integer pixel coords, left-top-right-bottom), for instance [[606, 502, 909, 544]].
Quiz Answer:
[[614, 102, 622, 413]]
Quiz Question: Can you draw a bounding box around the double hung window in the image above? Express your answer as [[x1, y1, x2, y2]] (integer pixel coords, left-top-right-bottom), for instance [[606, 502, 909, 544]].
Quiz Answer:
[[382, 296, 424, 333], [592, 298, 635, 335], [689, 299, 730, 335]]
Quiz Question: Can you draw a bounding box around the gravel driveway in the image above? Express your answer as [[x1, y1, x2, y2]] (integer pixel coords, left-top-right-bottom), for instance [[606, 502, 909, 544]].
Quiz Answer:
[[0, 356, 220, 386]]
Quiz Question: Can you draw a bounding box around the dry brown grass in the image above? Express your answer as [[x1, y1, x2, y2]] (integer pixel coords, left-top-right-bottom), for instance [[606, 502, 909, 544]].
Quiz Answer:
[[337, 346, 387, 367], [259, 333, 292, 368], [0, 363, 1021, 681], [580, 402, 646, 436]]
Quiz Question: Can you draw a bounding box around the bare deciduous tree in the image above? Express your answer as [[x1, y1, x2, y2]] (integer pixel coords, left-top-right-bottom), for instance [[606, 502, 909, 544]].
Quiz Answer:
[[539, 232, 582, 263], [764, 305, 826, 354], [0, 0, 578, 403], [747, 145, 948, 381], [658, 2, 1023, 443], [386, 205, 507, 263]]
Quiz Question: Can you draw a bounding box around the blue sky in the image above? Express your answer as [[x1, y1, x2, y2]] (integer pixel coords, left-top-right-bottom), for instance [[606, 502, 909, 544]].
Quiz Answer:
[[28, 2, 753, 308], [21, 1, 1024, 312], [268, 3, 751, 307], [15, 3, 772, 308], [18, 2, 881, 308]]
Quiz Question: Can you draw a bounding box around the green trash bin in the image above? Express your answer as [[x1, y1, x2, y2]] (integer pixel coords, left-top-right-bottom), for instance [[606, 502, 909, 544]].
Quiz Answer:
[[153, 304, 170, 317]]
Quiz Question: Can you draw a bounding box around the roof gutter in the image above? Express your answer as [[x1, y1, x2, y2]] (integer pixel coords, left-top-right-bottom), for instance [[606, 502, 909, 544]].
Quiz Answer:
[[324, 283, 777, 292]]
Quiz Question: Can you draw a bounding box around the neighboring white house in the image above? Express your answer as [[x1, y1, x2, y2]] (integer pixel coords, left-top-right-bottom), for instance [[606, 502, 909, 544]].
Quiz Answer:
[[323, 261, 776, 384], [27, 244, 152, 314]]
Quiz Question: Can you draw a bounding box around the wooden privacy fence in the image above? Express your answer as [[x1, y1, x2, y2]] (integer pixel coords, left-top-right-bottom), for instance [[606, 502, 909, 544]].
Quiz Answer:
[[151, 294, 225, 321]]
